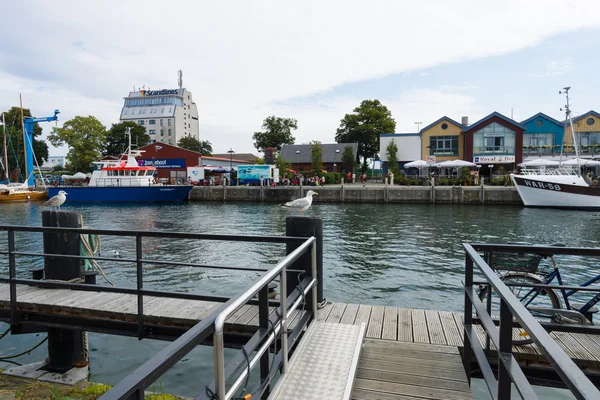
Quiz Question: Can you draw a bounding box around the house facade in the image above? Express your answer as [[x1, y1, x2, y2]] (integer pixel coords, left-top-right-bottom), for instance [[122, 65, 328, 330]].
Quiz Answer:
[[279, 143, 358, 173], [420, 116, 465, 163], [567, 110, 600, 156], [521, 112, 564, 159], [379, 133, 421, 173]]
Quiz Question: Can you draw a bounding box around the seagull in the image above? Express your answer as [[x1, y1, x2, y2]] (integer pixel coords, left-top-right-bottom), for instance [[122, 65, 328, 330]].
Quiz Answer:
[[43, 190, 68, 211], [282, 190, 318, 216]]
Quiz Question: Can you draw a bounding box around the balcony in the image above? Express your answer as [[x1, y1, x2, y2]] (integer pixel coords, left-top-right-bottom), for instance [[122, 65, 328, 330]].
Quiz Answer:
[[473, 146, 515, 156], [522, 145, 600, 157]]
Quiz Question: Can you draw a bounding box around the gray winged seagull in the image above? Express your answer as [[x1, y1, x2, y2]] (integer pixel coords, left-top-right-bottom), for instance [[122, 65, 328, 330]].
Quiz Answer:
[[282, 190, 318, 215], [43, 190, 68, 211]]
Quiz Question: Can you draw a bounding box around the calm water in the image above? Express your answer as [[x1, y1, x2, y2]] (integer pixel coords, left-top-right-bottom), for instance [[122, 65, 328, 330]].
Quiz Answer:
[[2, 201, 599, 398]]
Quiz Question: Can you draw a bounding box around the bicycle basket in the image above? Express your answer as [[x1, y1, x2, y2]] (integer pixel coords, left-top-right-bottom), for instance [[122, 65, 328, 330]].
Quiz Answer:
[[485, 251, 543, 273]]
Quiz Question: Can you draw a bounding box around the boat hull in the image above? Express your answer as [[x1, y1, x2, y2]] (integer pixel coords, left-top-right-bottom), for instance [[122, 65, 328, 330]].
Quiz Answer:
[[0, 190, 48, 203], [48, 186, 192, 202], [511, 174, 600, 209]]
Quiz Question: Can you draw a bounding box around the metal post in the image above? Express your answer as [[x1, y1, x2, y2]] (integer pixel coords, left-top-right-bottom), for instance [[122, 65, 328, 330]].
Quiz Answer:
[[8, 229, 16, 326], [214, 332, 226, 399], [136, 234, 144, 340], [259, 285, 270, 399], [280, 269, 289, 374], [498, 299, 512, 400], [311, 241, 318, 318], [463, 253, 474, 384]]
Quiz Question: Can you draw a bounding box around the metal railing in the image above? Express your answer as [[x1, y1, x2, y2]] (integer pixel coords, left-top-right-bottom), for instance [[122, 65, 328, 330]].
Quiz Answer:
[[463, 243, 600, 400], [0, 224, 315, 398]]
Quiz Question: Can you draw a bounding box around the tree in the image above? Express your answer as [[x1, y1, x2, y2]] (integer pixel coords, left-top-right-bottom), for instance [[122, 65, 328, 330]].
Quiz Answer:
[[335, 99, 396, 172], [48, 116, 107, 172], [252, 116, 297, 152], [310, 141, 323, 173], [341, 146, 355, 173], [1, 106, 49, 181], [386, 139, 400, 176], [177, 136, 213, 155], [254, 156, 265, 165], [275, 152, 291, 176], [104, 121, 150, 156]]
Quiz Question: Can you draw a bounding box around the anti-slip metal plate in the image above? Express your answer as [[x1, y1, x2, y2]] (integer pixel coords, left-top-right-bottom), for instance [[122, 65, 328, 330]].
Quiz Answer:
[[269, 321, 366, 400]]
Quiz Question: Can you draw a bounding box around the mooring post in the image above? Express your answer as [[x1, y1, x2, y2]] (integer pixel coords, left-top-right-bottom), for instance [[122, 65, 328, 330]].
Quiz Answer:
[[42, 210, 86, 372], [285, 217, 323, 305]]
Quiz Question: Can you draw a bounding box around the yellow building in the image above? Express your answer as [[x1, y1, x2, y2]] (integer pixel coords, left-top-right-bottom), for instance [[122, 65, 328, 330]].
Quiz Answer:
[[564, 110, 600, 151], [420, 116, 465, 161]]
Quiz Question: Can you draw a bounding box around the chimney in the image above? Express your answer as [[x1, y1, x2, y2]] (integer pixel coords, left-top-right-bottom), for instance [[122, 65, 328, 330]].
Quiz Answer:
[[461, 116, 469, 126]]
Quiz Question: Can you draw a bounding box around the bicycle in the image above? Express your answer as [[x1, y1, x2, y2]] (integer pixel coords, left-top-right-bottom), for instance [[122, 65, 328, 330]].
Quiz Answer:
[[478, 246, 599, 345]]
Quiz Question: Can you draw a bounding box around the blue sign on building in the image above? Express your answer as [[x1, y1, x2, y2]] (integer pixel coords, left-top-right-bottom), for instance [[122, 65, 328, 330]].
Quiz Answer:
[[138, 158, 186, 169]]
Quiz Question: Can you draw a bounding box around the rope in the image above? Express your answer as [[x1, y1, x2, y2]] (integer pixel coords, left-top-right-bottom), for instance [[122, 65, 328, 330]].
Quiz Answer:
[[0, 337, 47, 361], [0, 325, 10, 340], [80, 227, 114, 286]]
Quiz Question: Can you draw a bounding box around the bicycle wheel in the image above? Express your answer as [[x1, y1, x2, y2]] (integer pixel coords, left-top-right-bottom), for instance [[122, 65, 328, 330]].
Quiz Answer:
[[478, 273, 561, 345]]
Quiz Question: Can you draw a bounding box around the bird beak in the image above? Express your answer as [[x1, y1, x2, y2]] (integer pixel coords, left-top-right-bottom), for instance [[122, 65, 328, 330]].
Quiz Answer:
[[314, 192, 319, 195]]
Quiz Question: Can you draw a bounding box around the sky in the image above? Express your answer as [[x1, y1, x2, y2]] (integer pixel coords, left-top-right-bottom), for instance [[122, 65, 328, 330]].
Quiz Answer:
[[1, 0, 600, 157]]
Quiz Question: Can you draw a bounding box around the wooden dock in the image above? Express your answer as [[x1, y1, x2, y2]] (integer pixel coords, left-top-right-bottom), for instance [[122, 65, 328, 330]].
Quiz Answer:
[[3, 284, 600, 398]]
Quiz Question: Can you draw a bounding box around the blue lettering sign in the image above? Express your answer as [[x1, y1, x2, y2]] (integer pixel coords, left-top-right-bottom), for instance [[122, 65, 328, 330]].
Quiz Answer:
[[137, 158, 186, 169]]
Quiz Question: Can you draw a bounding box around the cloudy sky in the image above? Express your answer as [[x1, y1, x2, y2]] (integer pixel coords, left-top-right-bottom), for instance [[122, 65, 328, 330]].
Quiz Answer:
[[2, 1, 600, 156]]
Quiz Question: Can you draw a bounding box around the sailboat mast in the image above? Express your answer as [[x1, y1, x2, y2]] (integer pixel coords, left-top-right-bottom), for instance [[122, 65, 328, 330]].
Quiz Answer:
[[20, 94, 27, 182], [2, 113, 8, 183], [562, 87, 581, 176]]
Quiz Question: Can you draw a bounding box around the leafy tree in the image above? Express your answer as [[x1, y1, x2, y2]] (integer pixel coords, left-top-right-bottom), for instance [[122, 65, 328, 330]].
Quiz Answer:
[[335, 99, 396, 172], [104, 121, 150, 156], [275, 152, 291, 176], [310, 141, 323, 173], [177, 136, 213, 155], [386, 139, 400, 176], [341, 145, 355, 173], [48, 116, 107, 172], [254, 156, 265, 165], [1, 106, 49, 181], [252, 116, 297, 152]]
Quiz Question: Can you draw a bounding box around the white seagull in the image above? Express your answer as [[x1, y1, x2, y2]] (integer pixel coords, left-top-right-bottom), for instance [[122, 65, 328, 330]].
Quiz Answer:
[[43, 190, 68, 211], [282, 190, 318, 216]]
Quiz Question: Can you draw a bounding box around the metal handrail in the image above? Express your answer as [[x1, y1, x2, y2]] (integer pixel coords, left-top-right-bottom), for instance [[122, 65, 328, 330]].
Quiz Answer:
[[213, 236, 317, 399], [463, 243, 600, 400]]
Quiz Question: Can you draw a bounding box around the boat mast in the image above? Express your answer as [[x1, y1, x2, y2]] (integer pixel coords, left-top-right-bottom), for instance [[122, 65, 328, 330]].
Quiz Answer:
[[19, 94, 27, 183], [1, 113, 8, 183], [561, 87, 581, 176]]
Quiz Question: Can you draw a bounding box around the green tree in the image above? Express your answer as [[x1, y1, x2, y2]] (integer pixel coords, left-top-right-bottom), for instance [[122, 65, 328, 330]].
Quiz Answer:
[[386, 139, 400, 176], [48, 116, 107, 172], [310, 141, 323, 173], [252, 116, 297, 152], [335, 99, 396, 172], [104, 121, 150, 156], [254, 156, 265, 165], [1, 107, 49, 181], [341, 145, 355, 173], [177, 136, 213, 155], [275, 152, 291, 176]]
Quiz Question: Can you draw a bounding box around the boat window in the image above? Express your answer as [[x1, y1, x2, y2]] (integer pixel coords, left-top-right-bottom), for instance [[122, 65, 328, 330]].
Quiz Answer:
[[124, 170, 130, 176], [119, 170, 124, 176], [130, 171, 137, 176]]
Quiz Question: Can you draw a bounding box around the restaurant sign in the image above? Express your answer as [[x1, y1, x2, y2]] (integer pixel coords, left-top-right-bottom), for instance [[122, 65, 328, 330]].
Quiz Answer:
[[473, 156, 515, 164]]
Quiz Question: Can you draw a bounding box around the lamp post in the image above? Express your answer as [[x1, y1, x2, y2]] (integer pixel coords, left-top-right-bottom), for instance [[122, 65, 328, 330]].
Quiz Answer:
[[333, 149, 340, 173], [488, 164, 494, 183], [227, 148, 234, 186]]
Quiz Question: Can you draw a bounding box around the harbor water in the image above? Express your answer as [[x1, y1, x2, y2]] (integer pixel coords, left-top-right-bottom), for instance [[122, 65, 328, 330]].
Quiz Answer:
[[2, 201, 599, 398]]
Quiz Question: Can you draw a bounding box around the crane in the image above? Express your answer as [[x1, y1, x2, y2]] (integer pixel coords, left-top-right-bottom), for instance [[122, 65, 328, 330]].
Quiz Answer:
[[23, 109, 60, 186]]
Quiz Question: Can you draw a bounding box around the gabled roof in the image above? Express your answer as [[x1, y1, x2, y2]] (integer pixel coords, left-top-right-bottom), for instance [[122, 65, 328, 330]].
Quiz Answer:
[[280, 143, 358, 163], [463, 111, 526, 132], [572, 110, 600, 124], [419, 116, 465, 133], [520, 112, 564, 127], [138, 142, 250, 163]]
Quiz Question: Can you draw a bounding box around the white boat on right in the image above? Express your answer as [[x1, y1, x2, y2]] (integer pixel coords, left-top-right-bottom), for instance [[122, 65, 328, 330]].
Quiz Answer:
[[511, 87, 600, 209]]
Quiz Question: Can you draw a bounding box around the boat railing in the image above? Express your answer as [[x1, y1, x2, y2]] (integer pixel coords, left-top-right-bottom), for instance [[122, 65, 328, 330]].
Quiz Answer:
[[519, 167, 579, 176]]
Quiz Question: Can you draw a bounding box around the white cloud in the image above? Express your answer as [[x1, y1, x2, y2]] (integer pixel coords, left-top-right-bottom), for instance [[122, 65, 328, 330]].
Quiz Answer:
[[537, 57, 575, 77], [0, 0, 599, 155]]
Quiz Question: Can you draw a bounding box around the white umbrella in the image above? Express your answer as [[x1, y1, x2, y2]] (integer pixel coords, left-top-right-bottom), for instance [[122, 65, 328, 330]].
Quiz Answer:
[[436, 159, 476, 168], [518, 158, 559, 167], [561, 158, 600, 166], [404, 160, 431, 169]]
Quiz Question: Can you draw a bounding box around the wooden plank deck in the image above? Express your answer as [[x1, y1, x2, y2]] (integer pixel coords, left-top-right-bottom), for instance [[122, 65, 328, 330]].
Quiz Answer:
[[2, 285, 600, 372]]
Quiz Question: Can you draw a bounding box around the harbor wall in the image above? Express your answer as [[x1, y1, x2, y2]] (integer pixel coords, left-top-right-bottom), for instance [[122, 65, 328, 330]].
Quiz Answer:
[[189, 185, 523, 205]]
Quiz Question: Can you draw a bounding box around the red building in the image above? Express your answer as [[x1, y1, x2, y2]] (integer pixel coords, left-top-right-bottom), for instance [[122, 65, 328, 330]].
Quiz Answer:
[[137, 142, 251, 181], [463, 112, 525, 176]]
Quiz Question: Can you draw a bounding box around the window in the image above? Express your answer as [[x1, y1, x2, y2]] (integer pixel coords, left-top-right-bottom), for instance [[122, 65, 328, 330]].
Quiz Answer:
[[587, 118, 595, 126], [149, 129, 156, 135], [441, 123, 448, 130], [168, 139, 172, 144], [160, 119, 164, 126], [429, 136, 459, 156], [138, 120, 145, 125], [168, 129, 172, 136], [523, 133, 553, 146], [472, 122, 516, 155], [149, 120, 156, 125], [168, 119, 172, 126], [579, 132, 600, 146]]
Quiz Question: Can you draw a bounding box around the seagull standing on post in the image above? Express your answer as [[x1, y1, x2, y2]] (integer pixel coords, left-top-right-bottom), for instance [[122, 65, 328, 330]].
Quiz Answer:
[[43, 190, 68, 211], [282, 190, 318, 216]]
